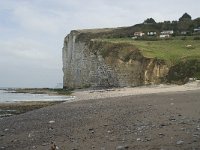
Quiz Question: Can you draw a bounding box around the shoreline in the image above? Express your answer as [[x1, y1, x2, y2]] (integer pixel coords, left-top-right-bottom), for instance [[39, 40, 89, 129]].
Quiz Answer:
[[3, 88, 72, 95], [1, 81, 200, 118], [0, 89, 74, 118]]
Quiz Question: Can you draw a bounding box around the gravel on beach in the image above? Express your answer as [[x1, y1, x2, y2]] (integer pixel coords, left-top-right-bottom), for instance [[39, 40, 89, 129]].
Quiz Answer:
[[0, 89, 200, 150]]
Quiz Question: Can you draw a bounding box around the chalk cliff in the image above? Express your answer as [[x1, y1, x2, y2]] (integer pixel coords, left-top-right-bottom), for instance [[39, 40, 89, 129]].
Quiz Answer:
[[62, 29, 169, 89]]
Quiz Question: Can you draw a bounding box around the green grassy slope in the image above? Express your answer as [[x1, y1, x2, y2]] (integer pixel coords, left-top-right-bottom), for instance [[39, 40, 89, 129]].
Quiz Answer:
[[99, 38, 200, 65]]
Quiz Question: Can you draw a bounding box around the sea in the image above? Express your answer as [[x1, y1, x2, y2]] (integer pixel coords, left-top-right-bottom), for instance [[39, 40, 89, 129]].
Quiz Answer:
[[0, 89, 75, 103]]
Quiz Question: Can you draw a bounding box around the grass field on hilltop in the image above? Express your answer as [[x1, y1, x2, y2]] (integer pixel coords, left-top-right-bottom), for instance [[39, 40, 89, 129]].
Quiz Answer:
[[98, 37, 200, 65]]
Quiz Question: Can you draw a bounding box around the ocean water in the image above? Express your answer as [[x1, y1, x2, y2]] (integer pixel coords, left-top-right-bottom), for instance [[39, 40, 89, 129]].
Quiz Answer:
[[0, 90, 75, 103]]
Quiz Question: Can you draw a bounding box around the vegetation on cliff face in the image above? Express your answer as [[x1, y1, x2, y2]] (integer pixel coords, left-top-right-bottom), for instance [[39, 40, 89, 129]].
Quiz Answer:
[[167, 60, 200, 83], [99, 37, 200, 65], [88, 37, 200, 84], [88, 40, 143, 62]]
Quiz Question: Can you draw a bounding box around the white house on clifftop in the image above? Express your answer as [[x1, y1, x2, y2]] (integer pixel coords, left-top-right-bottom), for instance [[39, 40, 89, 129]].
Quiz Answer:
[[160, 30, 174, 38]]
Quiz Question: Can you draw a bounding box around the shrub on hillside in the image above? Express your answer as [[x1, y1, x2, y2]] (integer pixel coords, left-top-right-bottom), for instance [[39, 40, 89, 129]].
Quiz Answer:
[[181, 37, 187, 40], [193, 37, 200, 40]]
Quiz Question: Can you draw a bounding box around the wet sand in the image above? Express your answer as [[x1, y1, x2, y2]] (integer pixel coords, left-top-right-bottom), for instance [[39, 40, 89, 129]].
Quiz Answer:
[[0, 101, 64, 118], [0, 88, 72, 118], [0, 88, 200, 150]]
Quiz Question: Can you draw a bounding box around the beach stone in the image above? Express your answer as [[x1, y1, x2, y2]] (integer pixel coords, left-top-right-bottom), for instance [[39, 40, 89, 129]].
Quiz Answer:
[[159, 133, 165, 137], [49, 127, 54, 130], [179, 121, 186, 125], [88, 128, 95, 134], [42, 143, 48, 146], [193, 140, 197, 142], [137, 138, 141, 141], [144, 137, 151, 142], [107, 130, 111, 133], [32, 146, 36, 149], [28, 133, 32, 138], [193, 133, 199, 137], [89, 128, 93, 130], [116, 145, 129, 150], [49, 120, 55, 124], [176, 140, 184, 145], [169, 118, 176, 122], [11, 139, 18, 143], [159, 124, 167, 128]]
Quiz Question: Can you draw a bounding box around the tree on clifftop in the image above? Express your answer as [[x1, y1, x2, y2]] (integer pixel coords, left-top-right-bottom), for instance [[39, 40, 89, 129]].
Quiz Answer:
[[144, 18, 156, 24], [178, 13, 192, 31], [179, 13, 192, 22]]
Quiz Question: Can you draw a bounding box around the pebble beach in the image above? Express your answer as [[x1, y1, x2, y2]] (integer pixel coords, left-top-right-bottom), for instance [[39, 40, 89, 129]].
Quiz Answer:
[[0, 82, 200, 150]]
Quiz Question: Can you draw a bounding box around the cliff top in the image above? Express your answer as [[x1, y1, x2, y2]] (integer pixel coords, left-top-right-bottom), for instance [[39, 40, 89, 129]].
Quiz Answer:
[[68, 14, 200, 41], [76, 28, 115, 33]]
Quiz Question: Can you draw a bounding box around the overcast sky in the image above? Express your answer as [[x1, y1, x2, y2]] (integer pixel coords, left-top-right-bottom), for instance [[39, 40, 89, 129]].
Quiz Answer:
[[0, 0, 199, 88]]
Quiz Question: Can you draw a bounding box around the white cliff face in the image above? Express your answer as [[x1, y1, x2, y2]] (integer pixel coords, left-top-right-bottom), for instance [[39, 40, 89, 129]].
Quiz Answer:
[[62, 31, 169, 89], [63, 31, 88, 88], [62, 31, 119, 89]]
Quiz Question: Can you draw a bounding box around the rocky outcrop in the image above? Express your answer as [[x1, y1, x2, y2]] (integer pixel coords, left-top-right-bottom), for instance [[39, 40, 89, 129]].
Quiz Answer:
[[62, 30, 169, 89]]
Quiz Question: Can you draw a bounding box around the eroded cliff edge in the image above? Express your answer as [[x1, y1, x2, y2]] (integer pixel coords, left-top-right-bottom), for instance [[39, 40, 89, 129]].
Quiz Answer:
[[62, 29, 169, 89], [62, 27, 200, 89]]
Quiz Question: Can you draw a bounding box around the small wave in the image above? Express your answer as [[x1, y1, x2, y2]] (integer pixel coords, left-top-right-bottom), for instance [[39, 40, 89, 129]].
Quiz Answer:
[[13, 96, 76, 102]]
